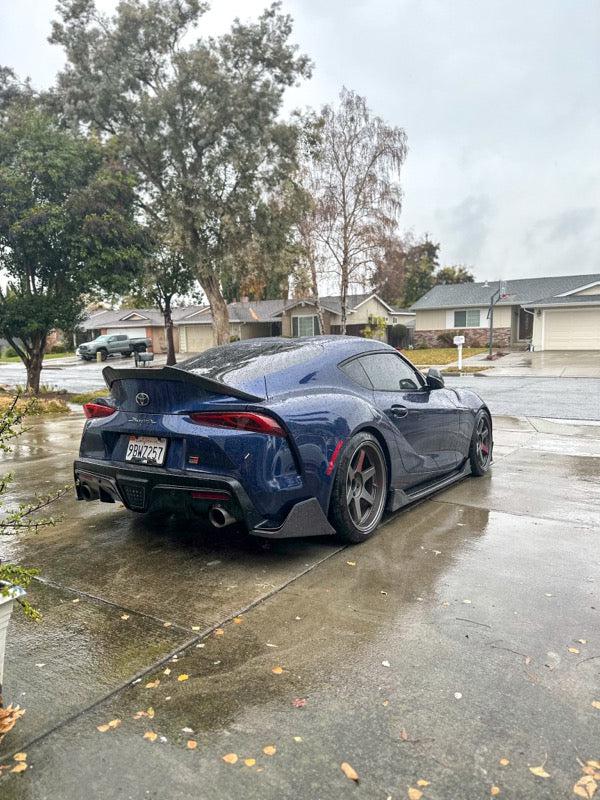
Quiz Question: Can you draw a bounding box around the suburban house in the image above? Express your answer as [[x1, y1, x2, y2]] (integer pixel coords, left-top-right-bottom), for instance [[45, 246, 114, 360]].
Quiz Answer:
[[79, 307, 194, 353], [410, 273, 600, 351], [79, 293, 415, 355], [177, 293, 415, 354]]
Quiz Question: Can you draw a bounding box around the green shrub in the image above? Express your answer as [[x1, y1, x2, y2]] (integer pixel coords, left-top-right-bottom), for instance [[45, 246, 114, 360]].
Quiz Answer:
[[2, 347, 18, 358]]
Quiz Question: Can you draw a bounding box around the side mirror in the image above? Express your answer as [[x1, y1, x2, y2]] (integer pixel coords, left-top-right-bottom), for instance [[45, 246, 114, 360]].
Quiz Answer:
[[426, 367, 445, 390]]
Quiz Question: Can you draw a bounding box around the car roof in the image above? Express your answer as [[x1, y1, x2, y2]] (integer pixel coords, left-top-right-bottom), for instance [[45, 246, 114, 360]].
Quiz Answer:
[[177, 336, 396, 398]]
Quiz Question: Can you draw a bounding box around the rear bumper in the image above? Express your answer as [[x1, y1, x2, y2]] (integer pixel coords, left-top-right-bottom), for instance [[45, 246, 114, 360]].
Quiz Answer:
[[73, 459, 335, 539]]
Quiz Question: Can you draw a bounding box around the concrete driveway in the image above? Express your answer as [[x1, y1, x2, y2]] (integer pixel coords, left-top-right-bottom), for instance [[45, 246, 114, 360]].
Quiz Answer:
[[480, 350, 600, 377], [1, 413, 599, 798]]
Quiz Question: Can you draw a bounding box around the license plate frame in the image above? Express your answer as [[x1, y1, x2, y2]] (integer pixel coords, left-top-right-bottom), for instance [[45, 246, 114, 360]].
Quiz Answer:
[[125, 435, 167, 466]]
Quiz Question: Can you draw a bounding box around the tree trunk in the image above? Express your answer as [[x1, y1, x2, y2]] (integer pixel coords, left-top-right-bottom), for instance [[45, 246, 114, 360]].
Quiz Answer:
[[340, 262, 349, 335], [201, 272, 230, 346], [26, 336, 46, 395], [309, 257, 325, 336], [163, 298, 176, 366]]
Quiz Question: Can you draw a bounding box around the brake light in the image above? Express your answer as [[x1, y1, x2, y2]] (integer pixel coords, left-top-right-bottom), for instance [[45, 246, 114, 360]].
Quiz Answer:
[[189, 411, 286, 437], [83, 402, 117, 419]]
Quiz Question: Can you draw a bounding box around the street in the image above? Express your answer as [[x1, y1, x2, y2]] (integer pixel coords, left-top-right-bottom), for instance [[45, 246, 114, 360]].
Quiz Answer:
[[0, 412, 599, 798], [1, 356, 599, 420]]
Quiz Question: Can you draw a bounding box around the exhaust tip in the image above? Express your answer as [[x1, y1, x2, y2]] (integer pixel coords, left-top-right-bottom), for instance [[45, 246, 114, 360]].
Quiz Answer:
[[80, 484, 94, 501], [208, 505, 235, 528]]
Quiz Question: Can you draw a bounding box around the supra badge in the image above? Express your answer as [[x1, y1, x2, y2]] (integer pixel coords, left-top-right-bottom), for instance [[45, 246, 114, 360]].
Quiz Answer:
[[135, 392, 150, 407]]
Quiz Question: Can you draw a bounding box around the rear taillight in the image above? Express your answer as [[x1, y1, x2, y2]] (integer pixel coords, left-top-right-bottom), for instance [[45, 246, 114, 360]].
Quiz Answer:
[[83, 402, 117, 419], [189, 411, 286, 437]]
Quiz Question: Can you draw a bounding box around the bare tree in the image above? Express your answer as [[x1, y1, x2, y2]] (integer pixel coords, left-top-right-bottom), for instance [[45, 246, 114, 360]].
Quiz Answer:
[[308, 88, 407, 333]]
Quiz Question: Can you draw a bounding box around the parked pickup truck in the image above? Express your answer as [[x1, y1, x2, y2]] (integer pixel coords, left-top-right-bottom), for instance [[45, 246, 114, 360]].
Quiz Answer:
[[76, 334, 151, 361]]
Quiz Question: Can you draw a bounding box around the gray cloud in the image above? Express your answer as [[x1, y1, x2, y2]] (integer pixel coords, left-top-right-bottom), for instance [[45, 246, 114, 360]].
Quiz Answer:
[[2, 0, 599, 279]]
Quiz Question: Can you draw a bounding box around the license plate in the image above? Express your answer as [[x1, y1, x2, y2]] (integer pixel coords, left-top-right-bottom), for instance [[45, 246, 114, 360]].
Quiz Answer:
[[125, 436, 167, 465]]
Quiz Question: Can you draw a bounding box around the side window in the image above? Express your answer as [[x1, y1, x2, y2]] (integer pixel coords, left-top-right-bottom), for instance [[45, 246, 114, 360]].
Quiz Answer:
[[358, 353, 423, 391], [339, 358, 373, 389]]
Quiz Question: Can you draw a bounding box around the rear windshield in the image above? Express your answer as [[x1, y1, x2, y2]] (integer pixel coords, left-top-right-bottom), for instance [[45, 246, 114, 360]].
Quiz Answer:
[[178, 339, 326, 393]]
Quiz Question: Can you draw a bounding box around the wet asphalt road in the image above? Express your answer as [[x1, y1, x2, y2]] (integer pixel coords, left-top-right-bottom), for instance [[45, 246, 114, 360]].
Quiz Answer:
[[0, 412, 599, 798], [1, 356, 599, 420], [445, 375, 600, 420]]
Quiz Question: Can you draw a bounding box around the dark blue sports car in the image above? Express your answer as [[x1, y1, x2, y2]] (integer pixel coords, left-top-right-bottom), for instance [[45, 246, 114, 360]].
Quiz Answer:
[[74, 337, 492, 543]]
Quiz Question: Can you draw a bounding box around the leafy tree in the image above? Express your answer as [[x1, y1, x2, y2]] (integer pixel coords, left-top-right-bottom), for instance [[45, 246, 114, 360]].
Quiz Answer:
[[51, 0, 311, 345], [123, 234, 198, 366], [400, 238, 440, 306], [435, 265, 474, 285], [304, 88, 407, 332], [0, 91, 146, 393]]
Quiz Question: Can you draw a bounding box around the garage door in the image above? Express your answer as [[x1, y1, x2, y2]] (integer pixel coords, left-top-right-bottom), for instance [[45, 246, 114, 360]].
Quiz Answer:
[[544, 308, 600, 350], [181, 325, 214, 353], [106, 327, 145, 339]]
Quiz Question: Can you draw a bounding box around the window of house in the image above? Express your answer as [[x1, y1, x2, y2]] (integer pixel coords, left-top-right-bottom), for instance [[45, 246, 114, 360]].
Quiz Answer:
[[453, 309, 480, 327], [292, 315, 320, 337], [356, 353, 423, 391]]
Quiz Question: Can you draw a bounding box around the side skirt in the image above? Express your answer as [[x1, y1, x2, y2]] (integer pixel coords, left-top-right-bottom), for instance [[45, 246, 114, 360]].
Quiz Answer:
[[386, 460, 473, 513]]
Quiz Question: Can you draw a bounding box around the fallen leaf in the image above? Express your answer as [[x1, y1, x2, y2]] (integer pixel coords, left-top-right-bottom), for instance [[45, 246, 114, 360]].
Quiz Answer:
[[163, 668, 171, 676], [346, 561, 356, 567], [592, 701, 600, 710], [10, 762, 27, 773], [222, 753, 238, 764], [108, 719, 120, 729], [587, 761, 600, 770], [578, 639, 587, 644], [243, 758, 256, 767], [163, 622, 172, 628], [408, 788, 423, 800], [529, 764, 550, 778], [573, 775, 597, 798], [271, 666, 284, 675], [490, 787, 501, 797], [145, 680, 160, 689], [340, 762, 359, 783], [215, 628, 224, 636], [399, 729, 409, 741], [499, 757, 510, 766], [147, 707, 155, 719], [293, 736, 303, 742], [292, 698, 307, 707], [233, 617, 243, 624], [568, 647, 580, 654], [263, 745, 276, 756], [178, 674, 189, 682], [0, 704, 26, 737], [96, 724, 110, 732], [187, 740, 198, 750], [417, 779, 430, 786], [191, 625, 200, 631], [97, 719, 121, 732], [143, 731, 158, 742], [120, 614, 130, 620], [72, 598, 80, 603]]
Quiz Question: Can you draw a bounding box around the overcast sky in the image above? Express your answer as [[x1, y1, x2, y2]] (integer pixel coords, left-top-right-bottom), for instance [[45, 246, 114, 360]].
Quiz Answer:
[[1, 0, 599, 280]]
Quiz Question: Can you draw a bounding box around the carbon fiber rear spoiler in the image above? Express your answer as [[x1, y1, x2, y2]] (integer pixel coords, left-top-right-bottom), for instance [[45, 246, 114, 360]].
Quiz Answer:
[[102, 365, 264, 402]]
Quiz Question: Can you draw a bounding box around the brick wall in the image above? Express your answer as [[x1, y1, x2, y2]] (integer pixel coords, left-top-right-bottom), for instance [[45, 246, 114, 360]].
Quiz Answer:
[[414, 328, 511, 348]]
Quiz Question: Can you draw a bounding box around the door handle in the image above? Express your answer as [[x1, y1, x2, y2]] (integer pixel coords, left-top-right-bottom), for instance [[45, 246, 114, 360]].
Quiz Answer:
[[391, 405, 409, 418]]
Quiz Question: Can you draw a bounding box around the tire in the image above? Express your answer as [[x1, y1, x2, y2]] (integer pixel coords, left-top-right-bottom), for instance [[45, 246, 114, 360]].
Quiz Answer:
[[99, 349, 108, 362], [469, 409, 493, 476], [329, 432, 388, 543]]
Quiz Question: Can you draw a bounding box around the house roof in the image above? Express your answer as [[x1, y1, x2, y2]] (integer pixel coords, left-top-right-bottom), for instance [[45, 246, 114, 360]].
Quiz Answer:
[[410, 273, 600, 310], [180, 299, 285, 325], [527, 294, 600, 308], [80, 306, 206, 331], [278, 293, 415, 318]]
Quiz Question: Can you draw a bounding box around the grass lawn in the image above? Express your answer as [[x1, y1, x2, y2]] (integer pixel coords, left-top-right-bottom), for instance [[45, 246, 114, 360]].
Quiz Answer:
[[0, 351, 75, 364], [401, 347, 487, 365], [0, 395, 69, 414]]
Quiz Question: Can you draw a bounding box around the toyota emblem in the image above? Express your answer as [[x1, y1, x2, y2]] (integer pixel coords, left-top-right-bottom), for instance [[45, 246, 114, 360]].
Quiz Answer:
[[135, 392, 150, 407]]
